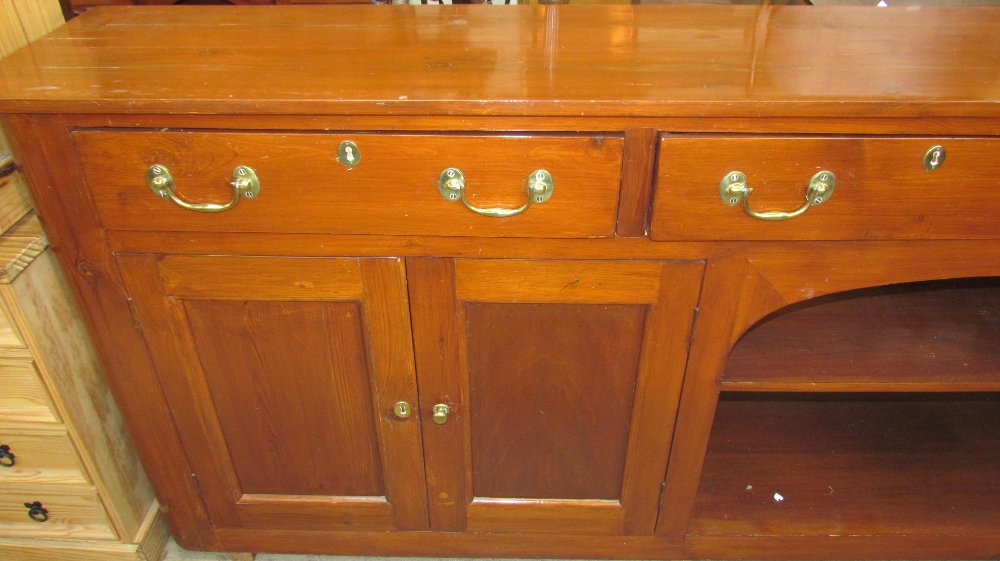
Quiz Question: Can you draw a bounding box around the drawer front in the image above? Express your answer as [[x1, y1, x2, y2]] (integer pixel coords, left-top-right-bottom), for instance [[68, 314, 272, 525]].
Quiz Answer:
[[651, 137, 1000, 241], [0, 302, 24, 348], [0, 361, 59, 424], [0, 488, 116, 541], [0, 430, 89, 486], [73, 131, 624, 238]]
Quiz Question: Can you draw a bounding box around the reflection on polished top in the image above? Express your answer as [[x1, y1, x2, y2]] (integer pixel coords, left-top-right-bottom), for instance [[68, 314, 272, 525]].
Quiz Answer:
[[0, 5, 998, 117]]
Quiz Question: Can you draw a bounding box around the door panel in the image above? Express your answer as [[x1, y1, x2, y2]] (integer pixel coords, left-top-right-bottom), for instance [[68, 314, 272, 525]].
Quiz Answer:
[[184, 300, 383, 497], [468, 302, 646, 501], [408, 258, 704, 536], [117, 255, 427, 532]]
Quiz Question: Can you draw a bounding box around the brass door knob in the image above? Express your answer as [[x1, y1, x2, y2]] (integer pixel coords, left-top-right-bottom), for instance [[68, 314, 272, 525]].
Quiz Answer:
[[432, 404, 450, 425]]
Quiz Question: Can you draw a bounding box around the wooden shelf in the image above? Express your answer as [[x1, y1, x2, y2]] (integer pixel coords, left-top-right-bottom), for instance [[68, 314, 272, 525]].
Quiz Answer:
[[690, 392, 1000, 537], [722, 279, 1000, 392]]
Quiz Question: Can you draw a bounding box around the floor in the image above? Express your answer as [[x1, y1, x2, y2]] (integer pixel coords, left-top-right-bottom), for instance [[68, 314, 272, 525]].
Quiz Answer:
[[162, 537, 552, 561]]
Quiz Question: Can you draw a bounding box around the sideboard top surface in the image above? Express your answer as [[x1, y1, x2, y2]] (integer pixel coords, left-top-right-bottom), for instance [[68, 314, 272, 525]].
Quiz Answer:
[[0, 5, 999, 118]]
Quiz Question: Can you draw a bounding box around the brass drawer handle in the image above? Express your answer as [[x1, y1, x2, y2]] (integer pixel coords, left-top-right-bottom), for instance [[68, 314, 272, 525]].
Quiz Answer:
[[720, 170, 835, 221], [0, 444, 14, 467], [147, 165, 260, 213], [438, 168, 554, 218]]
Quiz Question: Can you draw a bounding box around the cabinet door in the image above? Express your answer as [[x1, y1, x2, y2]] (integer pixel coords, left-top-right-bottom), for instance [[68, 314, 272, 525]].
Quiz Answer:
[[408, 259, 703, 535], [117, 255, 428, 532]]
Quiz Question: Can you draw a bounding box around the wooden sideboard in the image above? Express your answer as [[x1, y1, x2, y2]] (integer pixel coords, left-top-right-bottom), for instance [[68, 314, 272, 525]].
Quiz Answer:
[[1, 5, 999, 559]]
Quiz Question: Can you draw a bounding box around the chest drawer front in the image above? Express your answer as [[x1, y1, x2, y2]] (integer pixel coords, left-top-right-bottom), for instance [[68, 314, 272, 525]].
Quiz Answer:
[[0, 430, 89, 487], [0, 361, 59, 425], [650, 137, 1000, 241], [0, 487, 116, 541], [73, 131, 623, 238]]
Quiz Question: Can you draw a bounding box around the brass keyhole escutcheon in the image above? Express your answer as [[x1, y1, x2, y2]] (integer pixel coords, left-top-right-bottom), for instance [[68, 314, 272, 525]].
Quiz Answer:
[[432, 403, 451, 425], [339, 141, 360, 166], [924, 145, 946, 171], [393, 401, 412, 419]]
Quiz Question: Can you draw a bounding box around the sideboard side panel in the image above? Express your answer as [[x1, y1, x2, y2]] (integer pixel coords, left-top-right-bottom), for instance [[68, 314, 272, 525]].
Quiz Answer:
[[0, 113, 218, 550]]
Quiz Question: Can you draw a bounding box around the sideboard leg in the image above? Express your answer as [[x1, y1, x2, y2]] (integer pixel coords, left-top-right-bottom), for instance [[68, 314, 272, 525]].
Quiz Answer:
[[230, 553, 257, 561]]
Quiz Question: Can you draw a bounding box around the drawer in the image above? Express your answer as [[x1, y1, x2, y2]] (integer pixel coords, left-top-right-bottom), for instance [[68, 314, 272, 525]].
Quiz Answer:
[[0, 301, 24, 348], [0, 361, 60, 424], [650, 137, 1000, 241], [0, 428, 89, 487], [73, 131, 624, 238], [0, 486, 116, 541]]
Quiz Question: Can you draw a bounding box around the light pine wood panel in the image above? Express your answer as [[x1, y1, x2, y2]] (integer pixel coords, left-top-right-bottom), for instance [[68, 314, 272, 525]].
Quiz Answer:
[[8, 249, 155, 541], [9, 0, 62, 43], [0, 487, 115, 541], [0, 431, 89, 486], [0, 361, 59, 424], [0, 172, 32, 237]]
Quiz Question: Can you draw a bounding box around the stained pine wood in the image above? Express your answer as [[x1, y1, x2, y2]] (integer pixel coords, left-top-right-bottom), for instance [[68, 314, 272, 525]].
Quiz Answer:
[[117, 254, 428, 533], [455, 260, 662, 304], [412, 258, 702, 535], [616, 128, 658, 237], [4, 7, 1000, 118], [6, 5, 1000, 560], [1, 114, 216, 549], [405, 258, 470, 532], [184, 300, 384, 497], [73, 131, 623, 238], [467, 302, 646, 500], [724, 279, 1000, 391], [691, 393, 1000, 537], [652, 137, 1000, 241]]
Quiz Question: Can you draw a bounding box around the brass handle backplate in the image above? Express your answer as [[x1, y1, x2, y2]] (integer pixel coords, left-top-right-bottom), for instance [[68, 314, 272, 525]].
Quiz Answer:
[[432, 403, 451, 425], [0, 444, 14, 467], [720, 170, 836, 221], [147, 164, 260, 213], [438, 168, 554, 218]]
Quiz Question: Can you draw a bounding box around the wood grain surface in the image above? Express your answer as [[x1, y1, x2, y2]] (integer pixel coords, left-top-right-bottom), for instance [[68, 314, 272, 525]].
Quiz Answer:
[[652, 137, 1000, 240], [692, 393, 1000, 537], [73, 131, 622, 238], [2, 6, 1000, 117], [724, 279, 1000, 391]]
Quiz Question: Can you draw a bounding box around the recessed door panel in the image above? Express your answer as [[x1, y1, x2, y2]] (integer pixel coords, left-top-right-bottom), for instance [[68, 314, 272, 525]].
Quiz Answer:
[[184, 300, 383, 497], [468, 302, 646, 501], [409, 258, 704, 536], [118, 255, 427, 533]]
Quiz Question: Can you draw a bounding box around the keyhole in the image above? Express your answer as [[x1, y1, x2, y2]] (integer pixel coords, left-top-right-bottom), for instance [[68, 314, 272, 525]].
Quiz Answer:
[[930, 151, 941, 166], [345, 147, 355, 162]]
